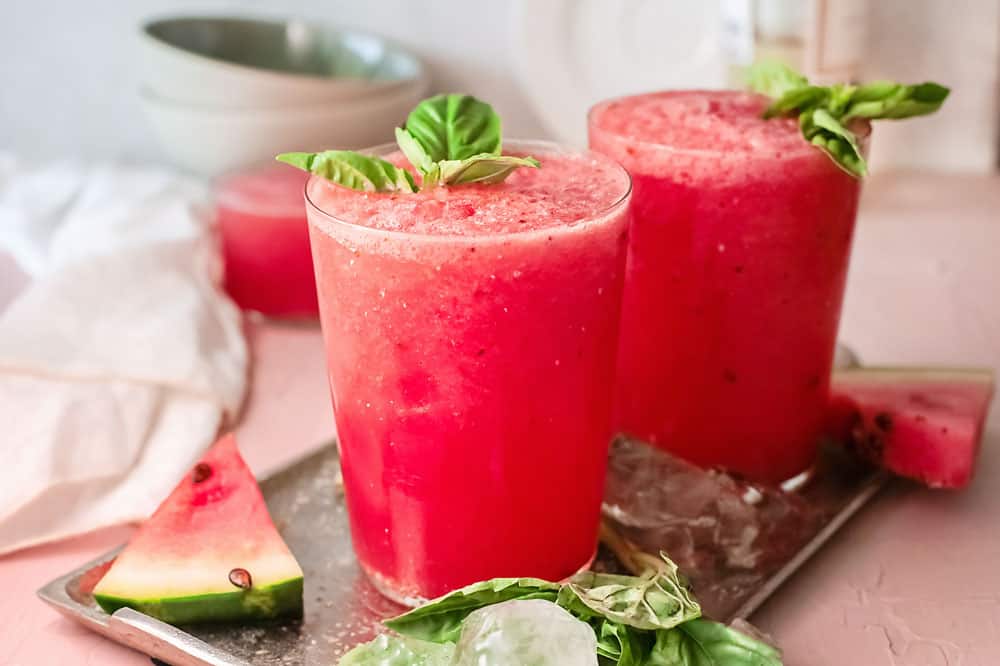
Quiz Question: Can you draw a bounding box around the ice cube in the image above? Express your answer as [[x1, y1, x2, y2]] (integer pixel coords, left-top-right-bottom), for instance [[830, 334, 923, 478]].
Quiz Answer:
[[602, 436, 825, 619], [452, 599, 597, 666]]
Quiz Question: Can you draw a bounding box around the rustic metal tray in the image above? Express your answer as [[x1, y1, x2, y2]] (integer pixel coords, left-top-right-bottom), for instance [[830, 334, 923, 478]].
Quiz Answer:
[[38, 440, 888, 665]]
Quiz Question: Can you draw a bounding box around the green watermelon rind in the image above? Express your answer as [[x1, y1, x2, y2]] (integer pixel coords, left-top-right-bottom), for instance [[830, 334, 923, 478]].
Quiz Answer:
[[94, 575, 304, 624]]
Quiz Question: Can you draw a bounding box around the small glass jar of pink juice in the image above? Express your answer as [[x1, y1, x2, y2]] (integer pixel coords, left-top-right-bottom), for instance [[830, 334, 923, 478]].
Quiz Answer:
[[214, 163, 319, 318], [304, 141, 631, 603], [589, 91, 863, 483]]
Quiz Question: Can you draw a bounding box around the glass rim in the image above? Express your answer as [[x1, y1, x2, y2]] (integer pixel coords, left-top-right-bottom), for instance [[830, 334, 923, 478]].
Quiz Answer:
[[303, 138, 633, 243], [587, 90, 872, 159]]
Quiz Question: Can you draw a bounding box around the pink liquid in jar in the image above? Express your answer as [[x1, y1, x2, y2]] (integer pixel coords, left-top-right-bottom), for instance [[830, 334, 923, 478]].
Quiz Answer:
[[215, 163, 318, 318]]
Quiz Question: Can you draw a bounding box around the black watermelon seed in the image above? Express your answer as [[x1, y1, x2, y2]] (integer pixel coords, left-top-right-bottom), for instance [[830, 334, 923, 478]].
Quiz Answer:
[[873, 412, 893, 432], [192, 463, 212, 484], [229, 568, 252, 590]]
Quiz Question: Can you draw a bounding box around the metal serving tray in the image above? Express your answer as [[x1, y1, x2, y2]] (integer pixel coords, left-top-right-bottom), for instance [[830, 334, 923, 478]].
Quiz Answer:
[[39, 440, 887, 665]]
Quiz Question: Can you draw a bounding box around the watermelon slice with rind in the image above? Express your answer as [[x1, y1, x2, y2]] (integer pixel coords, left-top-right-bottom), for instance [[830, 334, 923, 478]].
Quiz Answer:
[[94, 434, 304, 624], [829, 367, 995, 489]]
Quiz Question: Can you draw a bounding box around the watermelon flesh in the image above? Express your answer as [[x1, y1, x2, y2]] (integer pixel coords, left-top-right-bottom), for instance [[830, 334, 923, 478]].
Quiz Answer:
[[94, 434, 304, 624], [828, 367, 995, 488]]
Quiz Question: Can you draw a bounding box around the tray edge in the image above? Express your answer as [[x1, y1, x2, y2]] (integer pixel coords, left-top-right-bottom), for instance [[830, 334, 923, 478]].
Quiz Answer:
[[37, 547, 249, 666], [731, 470, 891, 618]]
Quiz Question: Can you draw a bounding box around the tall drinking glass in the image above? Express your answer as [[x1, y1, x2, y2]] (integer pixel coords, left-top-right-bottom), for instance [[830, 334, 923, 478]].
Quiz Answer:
[[305, 142, 631, 603], [589, 91, 863, 482]]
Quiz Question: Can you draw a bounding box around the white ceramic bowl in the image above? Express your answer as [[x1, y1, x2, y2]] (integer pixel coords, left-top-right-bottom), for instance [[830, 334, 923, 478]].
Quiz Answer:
[[140, 77, 429, 176], [140, 16, 429, 107]]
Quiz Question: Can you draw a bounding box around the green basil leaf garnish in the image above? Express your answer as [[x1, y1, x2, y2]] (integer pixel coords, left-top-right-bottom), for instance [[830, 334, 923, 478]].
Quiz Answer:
[[437, 154, 541, 186], [762, 85, 828, 119], [825, 84, 857, 117], [804, 108, 867, 177], [396, 94, 540, 187], [278, 93, 538, 193], [276, 150, 416, 193], [402, 94, 502, 162], [592, 619, 643, 663], [559, 553, 701, 632], [842, 81, 950, 121], [848, 80, 902, 102], [394, 126, 434, 174], [744, 60, 808, 99], [747, 61, 949, 178], [649, 619, 783, 666], [384, 577, 560, 644], [338, 634, 454, 666]]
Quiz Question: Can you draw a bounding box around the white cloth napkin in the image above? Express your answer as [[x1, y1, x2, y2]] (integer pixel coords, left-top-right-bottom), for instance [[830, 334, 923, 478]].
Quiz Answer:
[[0, 157, 247, 554]]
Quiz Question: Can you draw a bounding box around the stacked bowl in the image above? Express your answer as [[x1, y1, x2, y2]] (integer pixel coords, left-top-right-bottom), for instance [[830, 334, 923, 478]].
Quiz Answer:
[[139, 16, 430, 176]]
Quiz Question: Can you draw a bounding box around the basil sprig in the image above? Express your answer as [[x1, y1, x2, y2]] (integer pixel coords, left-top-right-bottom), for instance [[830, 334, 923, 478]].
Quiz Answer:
[[276, 94, 538, 193], [276, 150, 416, 193], [397, 94, 540, 186], [746, 61, 949, 177], [341, 552, 782, 665]]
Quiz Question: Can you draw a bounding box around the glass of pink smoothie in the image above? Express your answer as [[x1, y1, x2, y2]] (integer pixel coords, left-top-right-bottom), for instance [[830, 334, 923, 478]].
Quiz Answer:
[[215, 162, 319, 318], [304, 141, 631, 603], [589, 91, 863, 483]]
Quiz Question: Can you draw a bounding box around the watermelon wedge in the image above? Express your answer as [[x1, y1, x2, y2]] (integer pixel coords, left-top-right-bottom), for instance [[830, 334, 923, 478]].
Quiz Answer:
[[828, 367, 995, 488], [94, 434, 304, 624]]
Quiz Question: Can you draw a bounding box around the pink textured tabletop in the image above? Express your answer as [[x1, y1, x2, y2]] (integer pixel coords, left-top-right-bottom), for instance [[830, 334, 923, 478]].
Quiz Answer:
[[1, 173, 998, 665]]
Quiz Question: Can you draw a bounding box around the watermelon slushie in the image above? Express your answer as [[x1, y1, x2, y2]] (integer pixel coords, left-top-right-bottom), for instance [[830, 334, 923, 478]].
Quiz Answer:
[[305, 142, 631, 602], [215, 163, 318, 318], [589, 91, 863, 482]]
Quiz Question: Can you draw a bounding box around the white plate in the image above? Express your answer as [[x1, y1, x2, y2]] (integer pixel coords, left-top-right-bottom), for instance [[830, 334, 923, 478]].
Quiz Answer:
[[512, 0, 727, 146]]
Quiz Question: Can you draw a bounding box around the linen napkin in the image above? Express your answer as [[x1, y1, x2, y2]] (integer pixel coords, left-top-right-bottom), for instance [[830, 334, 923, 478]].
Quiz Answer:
[[0, 157, 247, 554]]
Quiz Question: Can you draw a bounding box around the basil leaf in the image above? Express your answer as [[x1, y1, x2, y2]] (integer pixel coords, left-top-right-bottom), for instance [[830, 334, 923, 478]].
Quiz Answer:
[[762, 85, 828, 119], [420, 163, 443, 189], [338, 634, 454, 666], [848, 80, 902, 102], [403, 94, 502, 163], [843, 81, 950, 121], [437, 154, 541, 185], [826, 83, 856, 116], [560, 553, 701, 631], [395, 127, 434, 174], [276, 151, 417, 193], [592, 620, 654, 665], [803, 108, 867, 177], [595, 620, 627, 661], [392, 93, 540, 188], [744, 61, 808, 99], [648, 619, 783, 666], [385, 578, 560, 644]]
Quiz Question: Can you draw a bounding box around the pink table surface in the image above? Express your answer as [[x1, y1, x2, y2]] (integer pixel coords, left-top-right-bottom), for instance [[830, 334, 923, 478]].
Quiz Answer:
[[1, 173, 999, 665]]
